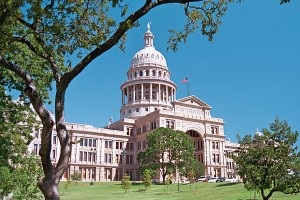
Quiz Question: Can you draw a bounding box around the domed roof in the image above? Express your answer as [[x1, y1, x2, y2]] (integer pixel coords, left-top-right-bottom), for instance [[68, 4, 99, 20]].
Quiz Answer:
[[130, 24, 168, 69]]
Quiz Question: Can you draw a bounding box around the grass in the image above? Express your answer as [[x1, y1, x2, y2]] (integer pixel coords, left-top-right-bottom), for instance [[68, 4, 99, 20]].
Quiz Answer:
[[59, 181, 299, 200]]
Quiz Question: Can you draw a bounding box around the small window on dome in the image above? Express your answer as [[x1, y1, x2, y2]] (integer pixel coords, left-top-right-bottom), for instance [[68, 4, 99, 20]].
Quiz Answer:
[[146, 53, 148, 58], [146, 70, 149, 76], [134, 72, 137, 78], [158, 71, 162, 77], [152, 70, 156, 76], [151, 54, 154, 58], [141, 54, 143, 58], [140, 71, 143, 76]]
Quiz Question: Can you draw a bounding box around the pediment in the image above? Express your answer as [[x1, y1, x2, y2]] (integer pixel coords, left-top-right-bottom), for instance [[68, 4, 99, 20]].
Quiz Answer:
[[175, 95, 211, 109]]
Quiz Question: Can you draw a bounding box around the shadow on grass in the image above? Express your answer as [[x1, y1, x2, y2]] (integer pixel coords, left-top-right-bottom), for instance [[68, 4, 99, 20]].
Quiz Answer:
[[215, 182, 240, 187]]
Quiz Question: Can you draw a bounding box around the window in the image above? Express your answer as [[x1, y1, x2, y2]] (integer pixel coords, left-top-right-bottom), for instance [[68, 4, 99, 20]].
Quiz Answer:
[[145, 107, 149, 112], [139, 71, 143, 76], [166, 120, 175, 129], [128, 109, 131, 113], [211, 126, 219, 134], [137, 128, 141, 135], [79, 151, 83, 161], [116, 141, 123, 150], [52, 135, 57, 145], [126, 142, 133, 151], [142, 125, 146, 133], [152, 70, 156, 76], [93, 139, 96, 147], [105, 141, 113, 149], [127, 128, 132, 136], [136, 108, 139, 112], [84, 152, 87, 161], [146, 70, 149, 76], [126, 155, 133, 165], [104, 153, 112, 163], [150, 121, 156, 130]]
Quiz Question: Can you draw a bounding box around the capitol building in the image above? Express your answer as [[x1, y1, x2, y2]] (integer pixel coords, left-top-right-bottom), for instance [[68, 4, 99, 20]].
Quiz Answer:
[[29, 25, 239, 182]]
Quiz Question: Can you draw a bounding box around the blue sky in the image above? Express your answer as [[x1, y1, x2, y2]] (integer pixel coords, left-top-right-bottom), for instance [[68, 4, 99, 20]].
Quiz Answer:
[[55, 1, 300, 145]]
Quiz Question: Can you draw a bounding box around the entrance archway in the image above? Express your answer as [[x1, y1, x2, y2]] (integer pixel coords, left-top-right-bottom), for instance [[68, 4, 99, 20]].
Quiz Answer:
[[186, 130, 204, 164]]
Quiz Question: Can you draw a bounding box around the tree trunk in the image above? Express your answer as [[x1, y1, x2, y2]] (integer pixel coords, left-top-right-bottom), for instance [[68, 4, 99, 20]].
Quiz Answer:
[[38, 177, 60, 200]]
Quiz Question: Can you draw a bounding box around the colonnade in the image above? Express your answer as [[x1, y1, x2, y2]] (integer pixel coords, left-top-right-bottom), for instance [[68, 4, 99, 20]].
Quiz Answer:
[[122, 83, 176, 104]]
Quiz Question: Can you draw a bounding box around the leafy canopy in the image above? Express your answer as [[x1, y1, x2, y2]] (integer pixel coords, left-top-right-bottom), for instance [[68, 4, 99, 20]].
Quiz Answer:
[[138, 127, 196, 183], [232, 117, 300, 200]]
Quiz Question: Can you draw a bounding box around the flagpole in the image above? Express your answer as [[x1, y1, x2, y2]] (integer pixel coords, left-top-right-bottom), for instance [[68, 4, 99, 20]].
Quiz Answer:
[[186, 75, 189, 96], [187, 80, 190, 96]]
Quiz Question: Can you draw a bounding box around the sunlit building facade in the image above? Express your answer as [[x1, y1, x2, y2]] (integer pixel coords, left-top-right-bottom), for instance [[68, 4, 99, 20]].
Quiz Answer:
[[29, 25, 239, 182]]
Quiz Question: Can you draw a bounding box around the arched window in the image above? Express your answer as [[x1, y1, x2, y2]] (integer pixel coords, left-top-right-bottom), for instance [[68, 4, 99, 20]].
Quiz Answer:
[[140, 71, 143, 76], [152, 70, 156, 76], [158, 71, 162, 77], [146, 70, 149, 76], [134, 71, 137, 78]]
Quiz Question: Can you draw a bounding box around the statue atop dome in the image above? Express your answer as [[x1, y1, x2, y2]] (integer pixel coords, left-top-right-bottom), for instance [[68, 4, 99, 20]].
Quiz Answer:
[[147, 22, 151, 31]]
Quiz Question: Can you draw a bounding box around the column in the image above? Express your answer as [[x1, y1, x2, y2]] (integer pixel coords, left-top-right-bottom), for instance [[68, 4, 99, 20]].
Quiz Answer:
[[126, 86, 129, 103], [133, 85, 136, 102], [174, 87, 176, 101], [166, 86, 169, 102], [158, 84, 161, 101], [141, 84, 144, 100], [150, 83, 152, 101], [122, 88, 124, 104]]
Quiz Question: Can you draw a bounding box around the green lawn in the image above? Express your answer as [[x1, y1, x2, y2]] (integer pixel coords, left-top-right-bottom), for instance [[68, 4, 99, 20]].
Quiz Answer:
[[59, 181, 299, 200]]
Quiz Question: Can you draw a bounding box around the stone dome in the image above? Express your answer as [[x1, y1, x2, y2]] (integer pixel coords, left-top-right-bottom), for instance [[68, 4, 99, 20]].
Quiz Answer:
[[130, 27, 168, 69]]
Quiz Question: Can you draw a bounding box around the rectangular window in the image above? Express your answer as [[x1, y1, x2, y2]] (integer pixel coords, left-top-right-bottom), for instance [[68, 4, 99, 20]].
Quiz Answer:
[[84, 152, 87, 161], [89, 139, 92, 147], [52, 150, 56, 159], [93, 139, 96, 147], [84, 139, 88, 146], [79, 151, 83, 161], [137, 128, 141, 135], [80, 138, 83, 146], [105, 141, 112, 149], [151, 121, 156, 130], [53, 135, 57, 145], [142, 125, 146, 133]]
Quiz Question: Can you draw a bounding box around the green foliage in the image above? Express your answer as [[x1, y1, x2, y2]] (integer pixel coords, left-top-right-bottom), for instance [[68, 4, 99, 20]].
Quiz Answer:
[[138, 128, 195, 183], [142, 169, 152, 190], [121, 174, 131, 193], [63, 178, 72, 195], [182, 160, 205, 182], [71, 171, 82, 185], [233, 117, 300, 200], [0, 154, 43, 199]]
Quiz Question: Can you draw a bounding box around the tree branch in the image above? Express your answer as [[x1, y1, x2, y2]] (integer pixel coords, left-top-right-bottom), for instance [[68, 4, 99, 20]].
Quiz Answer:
[[0, 56, 54, 176], [17, 18, 60, 82], [61, 0, 202, 90]]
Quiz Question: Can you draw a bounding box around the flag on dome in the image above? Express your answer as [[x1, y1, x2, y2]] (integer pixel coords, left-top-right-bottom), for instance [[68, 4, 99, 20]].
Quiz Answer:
[[181, 76, 188, 84]]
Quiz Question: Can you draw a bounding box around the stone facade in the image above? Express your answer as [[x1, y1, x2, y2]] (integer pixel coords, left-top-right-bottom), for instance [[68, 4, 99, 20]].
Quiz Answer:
[[29, 25, 239, 182]]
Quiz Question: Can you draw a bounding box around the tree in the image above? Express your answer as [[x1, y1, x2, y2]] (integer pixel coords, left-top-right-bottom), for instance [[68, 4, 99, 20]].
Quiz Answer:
[[137, 127, 195, 184], [121, 174, 132, 193], [232, 117, 300, 200], [0, 77, 42, 199], [70, 170, 82, 186], [0, 1, 235, 199], [142, 169, 152, 190], [0, 154, 43, 200]]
